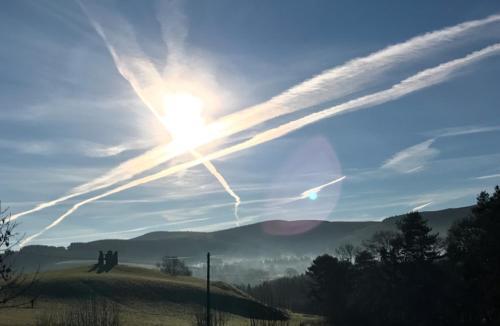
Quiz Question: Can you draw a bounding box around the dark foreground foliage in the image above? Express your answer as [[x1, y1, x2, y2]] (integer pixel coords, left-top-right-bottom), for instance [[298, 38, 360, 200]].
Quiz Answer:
[[0, 203, 38, 308], [246, 274, 315, 315], [249, 187, 500, 326]]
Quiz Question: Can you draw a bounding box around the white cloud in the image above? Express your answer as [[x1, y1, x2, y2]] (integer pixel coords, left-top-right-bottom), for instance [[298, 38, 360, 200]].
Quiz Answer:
[[382, 139, 439, 173]]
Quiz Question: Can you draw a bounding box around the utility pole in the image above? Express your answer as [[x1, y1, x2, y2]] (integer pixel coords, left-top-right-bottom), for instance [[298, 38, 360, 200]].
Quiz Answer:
[[206, 252, 211, 326]]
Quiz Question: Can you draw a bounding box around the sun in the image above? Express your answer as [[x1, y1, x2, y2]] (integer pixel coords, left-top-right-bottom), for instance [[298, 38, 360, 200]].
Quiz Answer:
[[161, 91, 207, 147]]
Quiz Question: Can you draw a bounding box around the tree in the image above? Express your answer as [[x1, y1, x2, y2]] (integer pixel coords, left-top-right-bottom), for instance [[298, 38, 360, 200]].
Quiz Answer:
[[97, 251, 104, 266], [352, 212, 446, 326], [300, 191, 499, 326], [363, 230, 399, 261], [394, 211, 442, 263], [335, 243, 358, 263], [0, 203, 38, 307], [157, 256, 192, 276], [447, 186, 500, 325], [306, 254, 352, 325]]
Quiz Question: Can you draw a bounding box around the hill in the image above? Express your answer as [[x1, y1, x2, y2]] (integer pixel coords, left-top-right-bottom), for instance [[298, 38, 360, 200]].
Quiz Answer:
[[16, 206, 472, 271], [1, 265, 289, 325]]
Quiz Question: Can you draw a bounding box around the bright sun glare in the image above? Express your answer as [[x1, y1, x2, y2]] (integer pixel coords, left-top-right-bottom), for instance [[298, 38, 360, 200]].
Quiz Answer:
[[162, 91, 206, 147]]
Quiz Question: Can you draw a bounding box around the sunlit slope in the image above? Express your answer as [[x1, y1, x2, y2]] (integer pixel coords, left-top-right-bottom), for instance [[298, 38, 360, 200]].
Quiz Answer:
[[28, 265, 286, 320]]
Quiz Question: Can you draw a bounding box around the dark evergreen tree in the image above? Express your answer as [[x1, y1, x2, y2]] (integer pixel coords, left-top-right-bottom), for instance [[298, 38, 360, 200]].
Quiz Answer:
[[113, 251, 118, 267], [394, 211, 442, 263], [97, 251, 104, 266], [306, 254, 353, 325], [104, 250, 113, 269], [447, 186, 500, 325]]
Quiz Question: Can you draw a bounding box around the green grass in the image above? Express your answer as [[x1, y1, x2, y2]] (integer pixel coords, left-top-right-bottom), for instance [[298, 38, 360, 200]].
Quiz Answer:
[[0, 265, 323, 325]]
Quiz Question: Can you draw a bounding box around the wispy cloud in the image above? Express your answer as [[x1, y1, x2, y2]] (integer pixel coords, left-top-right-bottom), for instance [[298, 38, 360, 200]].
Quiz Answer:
[[382, 139, 439, 173], [0, 139, 152, 157], [0, 139, 56, 155], [426, 125, 500, 138], [381, 124, 500, 175], [79, 140, 153, 157]]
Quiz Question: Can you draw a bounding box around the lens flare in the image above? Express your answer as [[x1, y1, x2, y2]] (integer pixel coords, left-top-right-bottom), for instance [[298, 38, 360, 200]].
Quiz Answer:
[[308, 192, 318, 201]]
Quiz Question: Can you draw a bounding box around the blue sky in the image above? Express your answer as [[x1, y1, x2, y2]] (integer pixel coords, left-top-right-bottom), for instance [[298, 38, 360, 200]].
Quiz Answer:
[[1, 0, 500, 247]]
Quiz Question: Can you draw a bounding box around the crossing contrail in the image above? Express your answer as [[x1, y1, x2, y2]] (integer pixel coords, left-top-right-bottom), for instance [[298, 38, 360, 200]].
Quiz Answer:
[[20, 44, 500, 245], [76, 0, 244, 223], [12, 13, 499, 222]]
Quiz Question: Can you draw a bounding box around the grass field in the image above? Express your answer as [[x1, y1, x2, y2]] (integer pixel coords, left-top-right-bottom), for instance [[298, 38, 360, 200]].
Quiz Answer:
[[0, 265, 323, 325]]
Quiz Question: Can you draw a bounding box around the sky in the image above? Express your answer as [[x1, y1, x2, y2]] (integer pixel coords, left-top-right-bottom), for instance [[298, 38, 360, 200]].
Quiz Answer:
[[1, 0, 500, 247]]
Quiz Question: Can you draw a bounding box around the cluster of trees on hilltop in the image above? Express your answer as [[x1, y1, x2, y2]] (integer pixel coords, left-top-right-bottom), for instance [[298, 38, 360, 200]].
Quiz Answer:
[[248, 187, 500, 326], [157, 256, 192, 276]]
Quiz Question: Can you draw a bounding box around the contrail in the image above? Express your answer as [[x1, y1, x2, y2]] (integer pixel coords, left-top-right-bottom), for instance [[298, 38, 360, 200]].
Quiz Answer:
[[20, 44, 500, 245], [11, 193, 84, 221], [12, 14, 500, 220], [205, 14, 500, 139], [79, 0, 243, 223], [300, 176, 347, 200], [475, 173, 500, 180], [273, 176, 346, 206], [11, 143, 176, 220], [411, 202, 433, 212], [191, 150, 241, 224]]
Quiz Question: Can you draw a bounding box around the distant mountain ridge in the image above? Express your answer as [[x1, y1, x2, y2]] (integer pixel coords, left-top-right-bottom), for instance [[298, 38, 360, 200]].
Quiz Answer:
[[16, 205, 472, 271]]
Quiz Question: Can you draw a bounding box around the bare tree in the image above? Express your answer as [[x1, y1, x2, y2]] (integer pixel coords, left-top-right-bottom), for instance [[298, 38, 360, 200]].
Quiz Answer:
[[335, 243, 358, 263], [362, 230, 399, 260], [0, 202, 38, 308], [157, 256, 192, 276]]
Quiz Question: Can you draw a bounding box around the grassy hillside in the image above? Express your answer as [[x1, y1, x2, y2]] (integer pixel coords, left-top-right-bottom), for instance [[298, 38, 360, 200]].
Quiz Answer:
[[1, 265, 301, 325]]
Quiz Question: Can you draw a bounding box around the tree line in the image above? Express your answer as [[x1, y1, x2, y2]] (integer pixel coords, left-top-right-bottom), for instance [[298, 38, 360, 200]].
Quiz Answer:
[[248, 186, 500, 326]]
